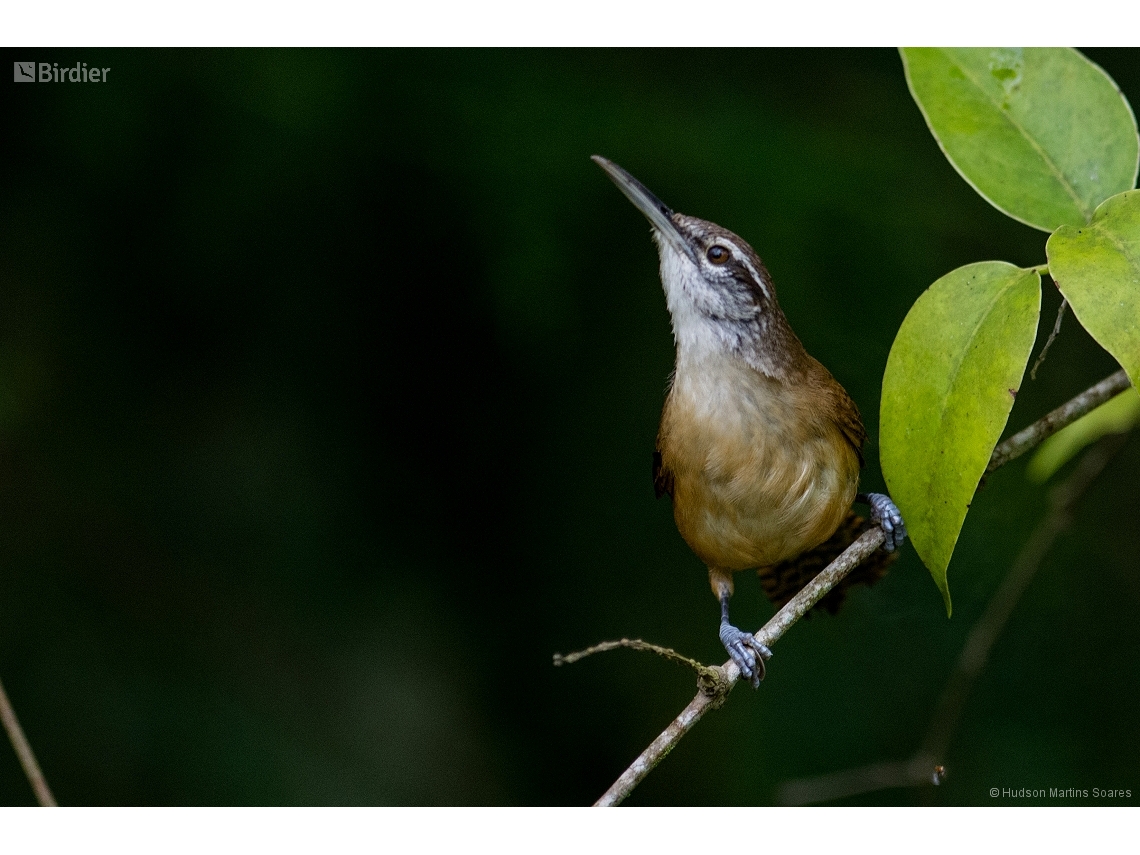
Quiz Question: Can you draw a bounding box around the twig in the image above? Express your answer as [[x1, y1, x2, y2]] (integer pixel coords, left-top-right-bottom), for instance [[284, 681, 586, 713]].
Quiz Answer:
[[554, 639, 712, 677], [0, 675, 57, 807], [777, 433, 1127, 805], [591, 368, 1134, 807], [777, 759, 922, 807], [987, 369, 1130, 474], [594, 529, 885, 807], [1029, 298, 1067, 381]]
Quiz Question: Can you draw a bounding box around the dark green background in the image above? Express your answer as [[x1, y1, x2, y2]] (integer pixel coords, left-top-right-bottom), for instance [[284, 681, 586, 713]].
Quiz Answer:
[[1, 48, 1137, 806]]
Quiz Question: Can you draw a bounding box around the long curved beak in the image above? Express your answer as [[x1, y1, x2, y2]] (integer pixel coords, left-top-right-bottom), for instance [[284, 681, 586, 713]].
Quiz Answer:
[[591, 156, 697, 263]]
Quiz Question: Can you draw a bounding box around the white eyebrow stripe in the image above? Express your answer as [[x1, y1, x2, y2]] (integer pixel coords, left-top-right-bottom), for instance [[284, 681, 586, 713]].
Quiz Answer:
[[718, 238, 770, 299]]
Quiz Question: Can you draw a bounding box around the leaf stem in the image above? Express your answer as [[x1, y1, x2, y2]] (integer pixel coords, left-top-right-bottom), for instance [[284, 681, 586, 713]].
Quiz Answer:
[[1029, 298, 1068, 380]]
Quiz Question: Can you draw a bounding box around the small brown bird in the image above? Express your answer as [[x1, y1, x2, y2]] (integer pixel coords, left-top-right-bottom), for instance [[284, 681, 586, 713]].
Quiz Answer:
[[594, 156, 906, 687]]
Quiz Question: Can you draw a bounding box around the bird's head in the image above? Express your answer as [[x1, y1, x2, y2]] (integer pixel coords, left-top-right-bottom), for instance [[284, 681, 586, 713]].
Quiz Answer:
[[593, 155, 801, 376]]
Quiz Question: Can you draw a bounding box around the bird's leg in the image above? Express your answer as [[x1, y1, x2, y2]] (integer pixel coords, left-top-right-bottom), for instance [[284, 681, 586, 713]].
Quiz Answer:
[[711, 569, 771, 689], [856, 492, 907, 552]]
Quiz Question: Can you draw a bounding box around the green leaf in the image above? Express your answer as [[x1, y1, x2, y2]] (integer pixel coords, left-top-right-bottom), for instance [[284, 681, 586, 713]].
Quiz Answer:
[[901, 48, 1139, 232], [1047, 189, 1140, 389], [881, 262, 1041, 615], [1026, 387, 1140, 483]]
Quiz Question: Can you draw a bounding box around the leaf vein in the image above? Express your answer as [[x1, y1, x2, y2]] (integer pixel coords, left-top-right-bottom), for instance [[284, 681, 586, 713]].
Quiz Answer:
[[944, 49, 1092, 221], [926, 272, 1031, 504]]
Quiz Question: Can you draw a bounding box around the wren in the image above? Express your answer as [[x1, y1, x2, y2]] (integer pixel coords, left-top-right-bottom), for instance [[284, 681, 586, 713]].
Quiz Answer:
[[594, 156, 906, 687]]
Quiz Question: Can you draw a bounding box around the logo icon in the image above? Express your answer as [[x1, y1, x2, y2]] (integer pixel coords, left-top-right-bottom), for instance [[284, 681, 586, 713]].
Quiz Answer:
[[14, 62, 36, 82]]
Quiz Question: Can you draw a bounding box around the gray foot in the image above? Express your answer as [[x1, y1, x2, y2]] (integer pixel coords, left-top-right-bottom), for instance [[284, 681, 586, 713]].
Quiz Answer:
[[858, 492, 907, 552], [719, 622, 772, 688]]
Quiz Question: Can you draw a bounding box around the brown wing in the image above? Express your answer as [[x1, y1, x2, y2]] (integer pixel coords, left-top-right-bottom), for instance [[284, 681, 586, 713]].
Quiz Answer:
[[830, 384, 867, 469], [803, 355, 867, 468], [652, 448, 674, 499], [758, 511, 897, 615]]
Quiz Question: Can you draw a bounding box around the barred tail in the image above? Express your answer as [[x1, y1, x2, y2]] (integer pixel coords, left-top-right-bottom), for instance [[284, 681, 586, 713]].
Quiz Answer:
[[758, 511, 897, 615]]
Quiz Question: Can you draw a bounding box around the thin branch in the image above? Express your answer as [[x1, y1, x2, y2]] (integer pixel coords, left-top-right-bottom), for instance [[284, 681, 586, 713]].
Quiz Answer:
[[594, 529, 885, 807], [987, 369, 1130, 474], [554, 639, 712, 677], [777, 759, 922, 807], [1029, 298, 1067, 381], [591, 368, 1134, 807], [777, 433, 1127, 805], [0, 675, 56, 807]]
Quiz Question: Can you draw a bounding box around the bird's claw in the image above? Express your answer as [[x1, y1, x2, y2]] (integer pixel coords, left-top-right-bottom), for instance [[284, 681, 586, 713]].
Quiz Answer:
[[864, 492, 907, 552], [719, 623, 772, 689]]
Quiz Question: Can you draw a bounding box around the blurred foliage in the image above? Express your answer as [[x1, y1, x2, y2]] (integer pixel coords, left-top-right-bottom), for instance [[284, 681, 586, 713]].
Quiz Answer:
[[1028, 388, 1140, 483], [0, 48, 1137, 806]]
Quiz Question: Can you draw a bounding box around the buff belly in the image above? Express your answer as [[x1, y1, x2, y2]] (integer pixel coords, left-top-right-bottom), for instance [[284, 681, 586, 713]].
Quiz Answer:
[[662, 360, 861, 572]]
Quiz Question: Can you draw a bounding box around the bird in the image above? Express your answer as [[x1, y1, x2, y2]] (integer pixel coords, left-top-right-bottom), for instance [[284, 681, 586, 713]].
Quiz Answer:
[[593, 156, 906, 688]]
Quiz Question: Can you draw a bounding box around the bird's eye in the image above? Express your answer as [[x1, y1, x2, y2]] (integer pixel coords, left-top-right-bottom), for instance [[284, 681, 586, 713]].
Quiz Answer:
[[706, 245, 730, 265]]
